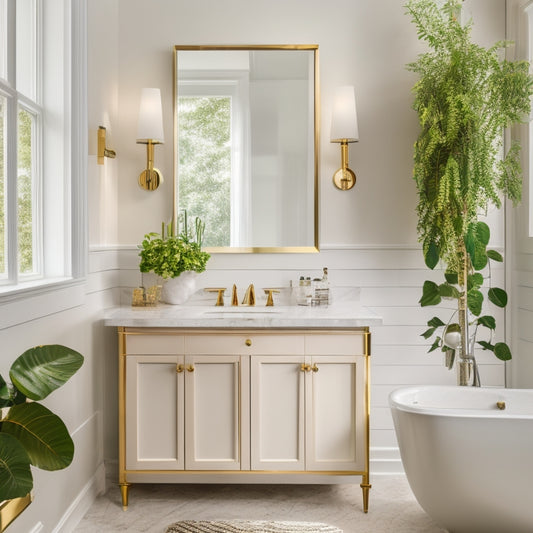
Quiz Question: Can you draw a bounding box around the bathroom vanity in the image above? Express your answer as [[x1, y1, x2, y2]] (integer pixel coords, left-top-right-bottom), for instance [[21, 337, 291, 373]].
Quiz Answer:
[[104, 298, 380, 513]]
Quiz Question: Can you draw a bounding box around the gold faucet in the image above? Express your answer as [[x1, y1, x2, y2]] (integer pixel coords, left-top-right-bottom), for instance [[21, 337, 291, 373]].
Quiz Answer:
[[242, 284, 255, 306], [231, 284, 239, 306]]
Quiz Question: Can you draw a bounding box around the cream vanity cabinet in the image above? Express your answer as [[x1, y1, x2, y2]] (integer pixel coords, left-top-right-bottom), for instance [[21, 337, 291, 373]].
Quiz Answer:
[[117, 327, 371, 512]]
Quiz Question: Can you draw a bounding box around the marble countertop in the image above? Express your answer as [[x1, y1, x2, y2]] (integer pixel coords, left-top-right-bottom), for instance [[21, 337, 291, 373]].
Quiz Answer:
[[103, 288, 382, 329]]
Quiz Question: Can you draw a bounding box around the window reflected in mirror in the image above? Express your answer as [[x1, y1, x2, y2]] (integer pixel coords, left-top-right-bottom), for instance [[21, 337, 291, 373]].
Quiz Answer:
[[174, 45, 319, 252]]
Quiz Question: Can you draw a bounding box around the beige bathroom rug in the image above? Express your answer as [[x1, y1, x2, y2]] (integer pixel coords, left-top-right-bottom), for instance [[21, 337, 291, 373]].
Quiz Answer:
[[165, 520, 343, 533]]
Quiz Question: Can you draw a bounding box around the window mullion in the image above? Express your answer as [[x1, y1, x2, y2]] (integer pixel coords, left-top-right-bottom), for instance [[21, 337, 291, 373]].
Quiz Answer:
[[5, 92, 18, 284], [6, 0, 15, 87]]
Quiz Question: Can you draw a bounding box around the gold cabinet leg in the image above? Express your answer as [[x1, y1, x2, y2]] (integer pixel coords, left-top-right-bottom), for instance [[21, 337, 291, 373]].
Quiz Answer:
[[120, 483, 131, 511], [360, 479, 371, 513]]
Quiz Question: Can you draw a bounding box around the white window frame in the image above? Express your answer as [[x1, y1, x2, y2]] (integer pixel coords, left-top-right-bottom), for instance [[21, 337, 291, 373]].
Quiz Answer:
[[0, 0, 87, 304]]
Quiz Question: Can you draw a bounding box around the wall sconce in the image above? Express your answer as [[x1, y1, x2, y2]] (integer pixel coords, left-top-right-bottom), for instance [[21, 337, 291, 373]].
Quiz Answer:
[[330, 86, 359, 191], [137, 88, 164, 191], [97, 126, 116, 165]]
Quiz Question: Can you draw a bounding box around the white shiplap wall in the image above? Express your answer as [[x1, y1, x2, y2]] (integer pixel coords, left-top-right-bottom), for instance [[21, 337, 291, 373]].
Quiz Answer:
[[106, 245, 506, 474]]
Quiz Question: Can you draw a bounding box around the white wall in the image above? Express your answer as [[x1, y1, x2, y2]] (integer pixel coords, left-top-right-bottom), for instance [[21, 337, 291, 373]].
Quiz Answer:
[[507, 0, 533, 389], [4, 1, 515, 530], [85, 0, 509, 476], [0, 2, 515, 531]]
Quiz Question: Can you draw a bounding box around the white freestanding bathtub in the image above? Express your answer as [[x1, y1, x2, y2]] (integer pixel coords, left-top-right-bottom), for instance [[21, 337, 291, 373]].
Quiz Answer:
[[389, 386, 533, 533]]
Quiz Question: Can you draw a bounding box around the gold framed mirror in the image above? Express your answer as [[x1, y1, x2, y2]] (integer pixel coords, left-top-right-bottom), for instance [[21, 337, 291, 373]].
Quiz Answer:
[[173, 45, 319, 253]]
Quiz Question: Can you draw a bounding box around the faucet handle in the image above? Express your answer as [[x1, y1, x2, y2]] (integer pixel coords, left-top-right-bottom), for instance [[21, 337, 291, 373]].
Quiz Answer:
[[204, 287, 226, 306], [263, 288, 280, 307]]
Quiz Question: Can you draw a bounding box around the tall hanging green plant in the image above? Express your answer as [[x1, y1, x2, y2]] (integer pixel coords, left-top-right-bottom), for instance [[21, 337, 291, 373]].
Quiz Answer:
[[406, 0, 533, 375]]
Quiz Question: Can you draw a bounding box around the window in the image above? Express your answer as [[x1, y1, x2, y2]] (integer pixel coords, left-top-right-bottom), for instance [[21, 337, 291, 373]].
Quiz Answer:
[[177, 73, 250, 248], [0, 0, 85, 295], [178, 92, 233, 247]]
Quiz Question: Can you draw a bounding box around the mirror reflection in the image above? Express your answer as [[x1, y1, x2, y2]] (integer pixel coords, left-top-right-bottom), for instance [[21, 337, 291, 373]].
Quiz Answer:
[[174, 45, 319, 252]]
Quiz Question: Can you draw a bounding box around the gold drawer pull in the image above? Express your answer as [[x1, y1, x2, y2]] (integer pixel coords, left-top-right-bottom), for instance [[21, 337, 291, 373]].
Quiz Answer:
[[176, 364, 184, 373], [300, 363, 311, 372], [245, 339, 252, 347], [187, 365, 195, 372], [312, 364, 319, 373]]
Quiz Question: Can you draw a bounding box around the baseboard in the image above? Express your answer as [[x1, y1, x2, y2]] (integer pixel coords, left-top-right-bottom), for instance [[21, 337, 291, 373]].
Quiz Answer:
[[370, 447, 404, 475], [52, 462, 106, 533]]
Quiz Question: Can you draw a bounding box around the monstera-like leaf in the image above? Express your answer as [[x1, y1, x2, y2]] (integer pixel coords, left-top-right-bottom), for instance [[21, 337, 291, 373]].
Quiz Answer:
[[9, 345, 83, 401], [1, 402, 74, 471], [0, 432, 33, 500]]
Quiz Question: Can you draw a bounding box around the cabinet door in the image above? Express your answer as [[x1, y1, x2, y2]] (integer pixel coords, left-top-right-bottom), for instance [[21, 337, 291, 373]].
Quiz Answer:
[[185, 355, 243, 470], [125, 355, 185, 470], [250, 355, 305, 471], [305, 355, 366, 471]]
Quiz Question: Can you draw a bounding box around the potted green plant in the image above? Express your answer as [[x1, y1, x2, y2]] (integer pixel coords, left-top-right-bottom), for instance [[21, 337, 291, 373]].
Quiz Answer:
[[0, 344, 83, 502], [138, 213, 210, 304], [406, 0, 533, 384]]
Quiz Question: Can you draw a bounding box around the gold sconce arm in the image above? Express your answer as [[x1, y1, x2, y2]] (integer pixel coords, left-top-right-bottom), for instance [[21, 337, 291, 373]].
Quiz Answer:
[[332, 140, 356, 191], [137, 139, 163, 191], [97, 126, 116, 165]]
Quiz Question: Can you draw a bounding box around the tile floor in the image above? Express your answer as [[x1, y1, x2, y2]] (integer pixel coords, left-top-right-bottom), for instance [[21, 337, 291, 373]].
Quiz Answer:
[[74, 476, 445, 533]]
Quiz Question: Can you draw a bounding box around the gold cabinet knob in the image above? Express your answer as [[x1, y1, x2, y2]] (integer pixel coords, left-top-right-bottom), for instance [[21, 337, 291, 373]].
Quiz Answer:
[[300, 363, 311, 372], [312, 364, 319, 373], [245, 339, 252, 347], [187, 365, 195, 372], [176, 364, 184, 373]]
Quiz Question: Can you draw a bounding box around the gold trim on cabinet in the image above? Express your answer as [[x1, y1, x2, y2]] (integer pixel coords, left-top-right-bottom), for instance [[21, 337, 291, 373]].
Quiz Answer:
[[361, 347, 371, 512], [123, 468, 368, 476], [0, 494, 32, 531], [364, 331, 371, 356], [118, 327, 127, 487], [121, 327, 370, 336]]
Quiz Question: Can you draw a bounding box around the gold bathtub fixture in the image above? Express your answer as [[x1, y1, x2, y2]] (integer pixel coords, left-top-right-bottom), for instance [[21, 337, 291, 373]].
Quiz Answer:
[[97, 126, 116, 164], [496, 401, 506, 410], [330, 85, 359, 191], [137, 88, 164, 191]]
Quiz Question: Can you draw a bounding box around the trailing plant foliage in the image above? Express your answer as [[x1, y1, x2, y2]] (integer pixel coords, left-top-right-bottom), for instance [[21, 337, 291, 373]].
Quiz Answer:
[[406, 0, 532, 272], [139, 212, 210, 279], [0, 345, 84, 500], [406, 0, 533, 367]]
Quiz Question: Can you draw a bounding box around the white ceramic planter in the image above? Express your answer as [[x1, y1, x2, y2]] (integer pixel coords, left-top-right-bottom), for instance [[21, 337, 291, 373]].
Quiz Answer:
[[161, 271, 198, 305]]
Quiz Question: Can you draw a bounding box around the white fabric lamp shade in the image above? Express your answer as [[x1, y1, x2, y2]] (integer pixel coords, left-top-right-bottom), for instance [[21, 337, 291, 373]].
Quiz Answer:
[[330, 85, 359, 143], [137, 88, 164, 143]]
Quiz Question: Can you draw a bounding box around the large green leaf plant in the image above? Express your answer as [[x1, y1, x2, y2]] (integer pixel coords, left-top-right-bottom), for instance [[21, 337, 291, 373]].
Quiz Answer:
[[406, 0, 533, 380], [0, 345, 83, 500]]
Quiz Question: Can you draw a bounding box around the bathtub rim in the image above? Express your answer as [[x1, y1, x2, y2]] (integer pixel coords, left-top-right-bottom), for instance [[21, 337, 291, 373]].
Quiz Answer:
[[389, 385, 533, 419]]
